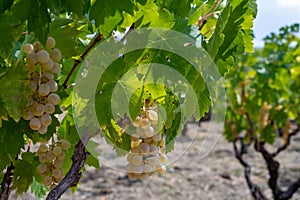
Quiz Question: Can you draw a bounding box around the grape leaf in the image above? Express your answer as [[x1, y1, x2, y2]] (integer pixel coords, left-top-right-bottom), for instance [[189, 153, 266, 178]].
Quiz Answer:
[[0, 61, 31, 124], [13, 152, 40, 195]]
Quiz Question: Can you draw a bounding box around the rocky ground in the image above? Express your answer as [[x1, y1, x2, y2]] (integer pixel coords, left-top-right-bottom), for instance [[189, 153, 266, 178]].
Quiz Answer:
[[10, 121, 300, 200]]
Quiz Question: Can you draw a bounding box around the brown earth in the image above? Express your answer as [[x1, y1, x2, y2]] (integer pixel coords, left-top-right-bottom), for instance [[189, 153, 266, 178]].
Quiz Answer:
[[9, 121, 300, 200]]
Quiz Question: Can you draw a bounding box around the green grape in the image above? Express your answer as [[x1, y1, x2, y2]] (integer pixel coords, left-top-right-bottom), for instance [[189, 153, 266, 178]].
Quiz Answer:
[[22, 43, 34, 54], [148, 110, 158, 121], [29, 81, 37, 91], [47, 93, 60, 105], [127, 173, 138, 181], [130, 135, 140, 141], [159, 153, 168, 164], [26, 52, 38, 65], [46, 37, 56, 49], [57, 151, 65, 160], [131, 155, 143, 165], [26, 63, 36, 72], [50, 62, 61, 74], [139, 143, 150, 154], [144, 126, 155, 137], [38, 83, 51, 96], [127, 153, 134, 163], [43, 176, 52, 186], [149, 145, 158, 155], [131, 165, 143, 174], [44, 103, 55, 114], [143, 137, 152, 144], [36, 50, 50, 64], [32, 103, 44, 116], [53, 159, 63, 168], [37, 163, 48, 174], [47, 79, 58, 92], [39, 153, 48, 163], [152, 133, 161, 142], [23, 109, 33, 120], [52, 168, 63, 179], [140, 118, 151, 129], [43, 72, 54, 80], [40, 114, 52, 126], [136, 127, 145, 137], [53, 146, 62, 156], [46, 150, 56, 161], [143, 164, 154, 173], [38, 125, 48, 134], [29, 117, 41, 130], [60, 139, 71, 150], [132, 116, 142, 127], [131, 140, 141, 148], [39, 143, 48, 152], [146, 156, 160, 166], [50, 48, 62, 62], [42, 59, 53, 71]]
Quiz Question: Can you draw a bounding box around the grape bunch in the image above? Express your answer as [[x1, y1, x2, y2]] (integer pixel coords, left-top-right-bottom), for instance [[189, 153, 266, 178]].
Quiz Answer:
[[36, 139, 71, 189], [125, 103, 168, 181], [22, 37, 61, 134]]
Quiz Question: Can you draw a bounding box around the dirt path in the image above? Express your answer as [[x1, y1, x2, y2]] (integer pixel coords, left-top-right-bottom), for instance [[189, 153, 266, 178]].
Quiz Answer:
[[10, 121, 300, 200]]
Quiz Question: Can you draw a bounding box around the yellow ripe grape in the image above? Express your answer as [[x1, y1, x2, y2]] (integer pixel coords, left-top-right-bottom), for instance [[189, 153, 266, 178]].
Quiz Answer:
[[127, 153, 134, 163], [50, 62, 61, 74], [26, 52, 38, 65], [39, 143, 49, 152], [127, 173, 138, 181], [148, 110, 158, 121], [52, 168, 63, 179], [140, 118, 151, 129], [44, 103, 55, 114], [38, 83, 51, 96], [32, 103, 45, 117], [146, 156, 160, 166], [159, 153, 168, 164], [57, 151, 65, 160], [125, 164, 133, 173], [40, 114, 52, 126], [43, 176, 52, 186], [143, 137, 152, 144], [131, 165, 143, 174], [136, 127, 145, 137], [38, 125, 48, 134], [23, 109, 33, 120], [149, 145, 159, 155], [37, 163, 48, 174], [144, 126, 155, 137], [130, 135, 140, 142], [47, 79, 58, 92], [133, 116, 142, 127], [139, 173, 150, 180], [36, 50, 50, 64], [43, 72, 54, 80], [39, 153, 48, 163], [46, 150, 56, 161], [143, 164, 154, 173], [152, 133, 161, 142], [53, 146, 62, 156], [131, 155, 143, 165], [47, 93, 61, 105], [131, 148, 139, 154], [155, 165, 166, 173], [22, 43, 34, 54], [131, 140, 141, 148], [42, 58, 53, 71], [50, 48, 62, 62], [139, 143, 150, 154], [29, 117, 41, 130], [60, 139, 71, 150], [46, 37, 56, 49], [26, 63, 36, 72], [29, 81, 37, 91], [53, 158, 63, 168]]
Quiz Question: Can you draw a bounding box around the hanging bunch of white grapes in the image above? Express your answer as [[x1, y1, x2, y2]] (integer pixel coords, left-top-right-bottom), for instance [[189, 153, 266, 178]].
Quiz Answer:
[[125, 100, 168, 180], [36, 139, 71, 189], [22, 37, 61, 134]]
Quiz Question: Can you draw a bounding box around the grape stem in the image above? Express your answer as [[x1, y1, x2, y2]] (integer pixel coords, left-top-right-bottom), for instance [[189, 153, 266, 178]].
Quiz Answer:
[[0, 162, 15, 200], [46, 129, 91, 200], [62, 33, 103, 89]]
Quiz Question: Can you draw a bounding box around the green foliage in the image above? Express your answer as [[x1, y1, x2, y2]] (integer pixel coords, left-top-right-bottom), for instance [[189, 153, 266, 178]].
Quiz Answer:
[[0, 0, 257, 198], [224, 23, 300, 143]]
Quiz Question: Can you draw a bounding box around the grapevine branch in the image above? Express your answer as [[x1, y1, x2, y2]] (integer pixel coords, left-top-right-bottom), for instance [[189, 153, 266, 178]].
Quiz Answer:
[[62, 34, 103, 89], [233, 138, 268, 200], [46, 131, 91, 200], [0, 163, 15, 200]]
